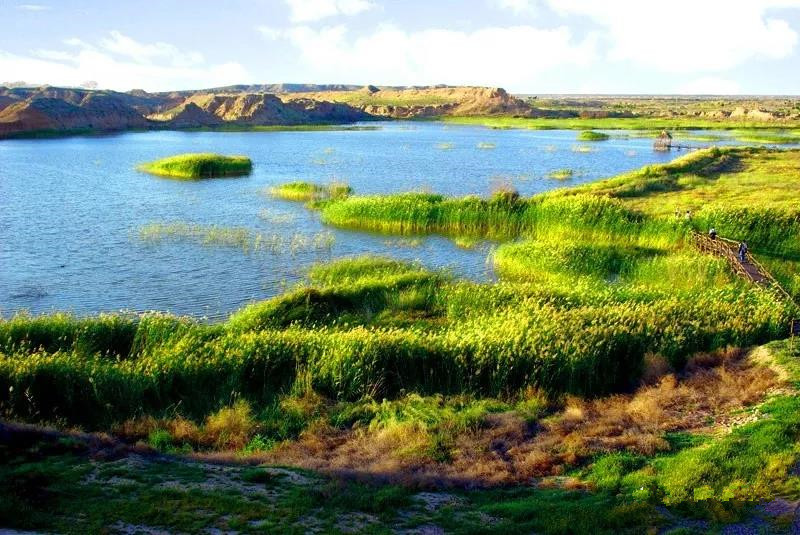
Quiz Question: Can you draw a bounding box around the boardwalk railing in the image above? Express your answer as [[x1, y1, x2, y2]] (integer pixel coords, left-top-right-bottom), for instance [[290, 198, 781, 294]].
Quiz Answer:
[[690, 231, 795, 303]]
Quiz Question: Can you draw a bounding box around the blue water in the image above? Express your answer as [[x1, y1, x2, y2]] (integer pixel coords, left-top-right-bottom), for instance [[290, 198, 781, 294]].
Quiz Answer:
[[0, 122, 780, 318]]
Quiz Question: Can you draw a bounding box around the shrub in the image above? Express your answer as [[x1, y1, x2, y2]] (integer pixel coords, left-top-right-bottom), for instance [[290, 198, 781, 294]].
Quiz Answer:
[[204, 400, 258, 449]]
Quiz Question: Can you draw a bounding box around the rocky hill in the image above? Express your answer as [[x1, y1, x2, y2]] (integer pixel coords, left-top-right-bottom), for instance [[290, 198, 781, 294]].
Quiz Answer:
[[282, 85, 532, 118], [0, 84, 534, 138]]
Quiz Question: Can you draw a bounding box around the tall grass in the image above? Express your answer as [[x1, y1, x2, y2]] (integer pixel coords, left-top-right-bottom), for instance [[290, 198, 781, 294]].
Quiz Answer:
[[319, 190, 640, 239], [269, 181, 352, 202], [0, 255, 791, 428], [694, 205, 800, 255], [548, 169, 574, 180], [578, 131, 610, 141], [137, 153, 252, 179], [493, 239, 660, 283], [3, 147, 798, 441], [137, 222, 335, 254]]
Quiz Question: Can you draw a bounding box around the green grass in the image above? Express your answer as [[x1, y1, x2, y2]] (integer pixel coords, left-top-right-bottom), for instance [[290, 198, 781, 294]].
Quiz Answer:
[[317, 190, 641, 239], [0, 253, 791, 428], [269, 181, 352, 202], [578, 130, 610, 141], [3, 148, 798, 431], [493, 239, 663, 284], [560, 147, 800, 259], [578, 339, 800, 515], [5, 364, 799, 535], [137, 153, 252, 179], [136, 222, 336, 255], [548, 168, 574, 180], [735, 134, 800, 144], [2, 141, 800, 534], [442, 115, 800, 131]]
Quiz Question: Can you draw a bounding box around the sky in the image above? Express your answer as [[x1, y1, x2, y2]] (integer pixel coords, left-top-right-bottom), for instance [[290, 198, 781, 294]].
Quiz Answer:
[[2, 0, 800, 94]]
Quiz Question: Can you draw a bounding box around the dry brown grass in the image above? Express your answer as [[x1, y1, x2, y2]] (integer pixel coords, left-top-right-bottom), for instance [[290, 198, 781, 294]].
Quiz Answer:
[[204, 400, 257, 450], [266, 347, 781, 487], [115, 401, 257, 450]]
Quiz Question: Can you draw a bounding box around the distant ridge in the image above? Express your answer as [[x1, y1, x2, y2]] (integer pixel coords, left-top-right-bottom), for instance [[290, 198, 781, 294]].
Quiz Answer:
[[0, 84, 528, 138]]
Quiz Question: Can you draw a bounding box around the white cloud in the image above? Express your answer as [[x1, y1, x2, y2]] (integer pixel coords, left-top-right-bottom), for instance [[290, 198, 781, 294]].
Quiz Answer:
[[257, 26, 284, 40], [0, 31, 248, 91], [17, 3, 50, 10], [99, 30, 204, 67], [265, 23, 598, 87], [492, 0, 537, 14], [284, 0, 375, 22], [546, 0, 799, 73], [677, 76, 742, 95]]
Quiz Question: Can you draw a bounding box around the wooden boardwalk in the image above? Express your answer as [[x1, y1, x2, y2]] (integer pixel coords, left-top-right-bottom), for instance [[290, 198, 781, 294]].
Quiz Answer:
[[690, 232, 792, 298]]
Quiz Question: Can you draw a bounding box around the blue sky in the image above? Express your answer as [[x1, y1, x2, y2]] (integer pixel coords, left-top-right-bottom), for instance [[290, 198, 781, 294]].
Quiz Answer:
[[2, 0, 800, 94]]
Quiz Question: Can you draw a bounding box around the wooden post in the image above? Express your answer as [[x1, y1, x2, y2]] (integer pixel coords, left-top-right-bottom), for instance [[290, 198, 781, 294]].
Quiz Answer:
[[791, 319, 800, 352]]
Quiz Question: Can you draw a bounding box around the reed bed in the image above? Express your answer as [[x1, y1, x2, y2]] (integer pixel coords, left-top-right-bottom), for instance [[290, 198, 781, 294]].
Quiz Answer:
[[0, 252, 792, 428], [578, 131, 610, 141], [548, 169, 574, 180], [137, 153, 252, 179], [735, 134, 799, 145], [268, 181, 352, 202], [571, 145, 595, 153], [257, 208, 295, 224], [137, 222, 335, 255], [319, 190, 640, 239], [2, 147, 798, 450]]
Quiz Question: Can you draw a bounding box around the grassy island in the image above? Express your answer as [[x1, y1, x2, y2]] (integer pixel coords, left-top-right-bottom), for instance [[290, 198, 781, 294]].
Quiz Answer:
[[138, 153, 252, 179], [578, 130, 610, 141], [548, 168, 574, 180]]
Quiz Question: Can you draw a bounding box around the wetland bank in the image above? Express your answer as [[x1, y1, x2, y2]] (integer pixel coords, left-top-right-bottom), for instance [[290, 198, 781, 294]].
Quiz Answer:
[[3, 119, 800, 534], [3, 121, 798, 319]]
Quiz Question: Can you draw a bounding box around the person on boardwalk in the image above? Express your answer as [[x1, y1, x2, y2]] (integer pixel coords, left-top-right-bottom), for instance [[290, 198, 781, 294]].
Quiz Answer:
[[709, 227, 717, 240], [738, 241, 748, 262]]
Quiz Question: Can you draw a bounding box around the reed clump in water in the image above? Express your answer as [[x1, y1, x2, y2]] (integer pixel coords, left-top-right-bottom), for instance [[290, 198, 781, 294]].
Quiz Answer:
[[318, 189, 640, 239], [578, 131, 610, 141], [269, 181, 352, 202], [137, 222, 335, 255], [548, 169, 574, 180], [138, 153, 252, 179]]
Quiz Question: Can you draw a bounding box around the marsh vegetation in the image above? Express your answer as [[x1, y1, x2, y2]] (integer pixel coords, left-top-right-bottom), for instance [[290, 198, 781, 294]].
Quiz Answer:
[[4, 130, 800, 533], [137, 222, 335, 255], [138, 153, 252, 179], [548, 168, 574, 180], [268, 181, 352, 202], [578, 130, 610, 141]]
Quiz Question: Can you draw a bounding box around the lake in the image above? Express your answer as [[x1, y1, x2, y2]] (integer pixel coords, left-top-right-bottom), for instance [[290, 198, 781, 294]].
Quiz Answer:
[[0, 122, 784, 318]]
